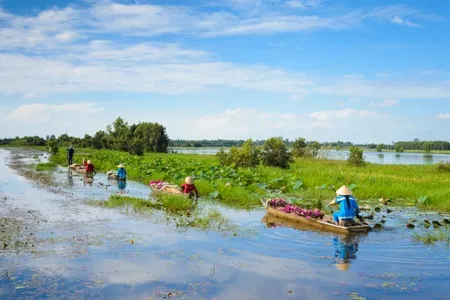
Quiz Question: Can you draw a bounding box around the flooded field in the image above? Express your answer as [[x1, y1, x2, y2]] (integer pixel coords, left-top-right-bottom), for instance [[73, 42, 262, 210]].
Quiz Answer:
[[1, 148, 450, 299]]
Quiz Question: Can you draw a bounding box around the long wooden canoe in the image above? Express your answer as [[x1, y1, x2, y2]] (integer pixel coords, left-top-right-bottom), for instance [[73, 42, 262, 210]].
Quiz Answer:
[[261, 199, 371, 234]]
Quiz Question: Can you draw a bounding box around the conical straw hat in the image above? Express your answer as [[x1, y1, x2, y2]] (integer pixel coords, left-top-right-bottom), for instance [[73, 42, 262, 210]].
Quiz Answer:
[[335, 262, 350, 271], [336, 185, 352, 196], [185, 176, 194, 184]]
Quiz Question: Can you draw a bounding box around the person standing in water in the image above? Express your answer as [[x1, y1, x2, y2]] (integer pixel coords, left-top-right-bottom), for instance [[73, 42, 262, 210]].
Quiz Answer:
[[67, 146, 75, 166], [116, 164, 127, 181], [329, 185, 360, 225], [85, 160, 97, 178]]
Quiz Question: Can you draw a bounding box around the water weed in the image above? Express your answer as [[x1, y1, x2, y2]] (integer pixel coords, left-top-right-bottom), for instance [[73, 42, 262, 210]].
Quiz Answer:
[[413, 227, 450, 245]]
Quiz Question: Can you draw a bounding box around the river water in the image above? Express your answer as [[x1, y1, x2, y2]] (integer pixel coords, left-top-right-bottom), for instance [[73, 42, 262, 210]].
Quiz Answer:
[[168, 147, 450, 165], [1, 148, 449, 299]]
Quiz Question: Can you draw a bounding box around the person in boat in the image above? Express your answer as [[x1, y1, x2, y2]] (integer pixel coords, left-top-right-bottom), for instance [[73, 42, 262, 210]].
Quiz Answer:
[[85, 160, 97, 178], [333, 236, 359, 271], [329, 185, 360, 225], [67, 146, 75, 166], [180, 176, 199, 199], [117, 164, 127, 181]]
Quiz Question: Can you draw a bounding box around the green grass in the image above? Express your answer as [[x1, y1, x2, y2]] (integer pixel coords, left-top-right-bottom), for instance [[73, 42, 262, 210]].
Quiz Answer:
[[153, 193, 195, 212], [50, 148, 450, 212], [413, 227, 450, 245], [35, 162, 58, 171]]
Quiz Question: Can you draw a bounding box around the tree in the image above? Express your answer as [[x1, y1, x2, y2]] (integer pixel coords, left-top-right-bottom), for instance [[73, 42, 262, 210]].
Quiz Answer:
[[261, 137, 293, 169], [47, 139, 59, 155], [394, 144, 404, 153], [292, 137, 307, 158], [129, 138, 144, 156], [376, 144, 383, 152], [347, 146, 365, 166], [306, 141, 321, 157], [217, 139, 260, 168], [424, 142, 432, 153]]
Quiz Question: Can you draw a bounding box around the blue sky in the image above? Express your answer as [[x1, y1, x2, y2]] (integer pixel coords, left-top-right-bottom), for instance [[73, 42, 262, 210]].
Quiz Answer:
[[0, 0, 449, 143]]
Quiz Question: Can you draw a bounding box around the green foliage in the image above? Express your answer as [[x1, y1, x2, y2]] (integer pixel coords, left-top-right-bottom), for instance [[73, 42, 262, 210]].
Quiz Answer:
[[261, 137, 293, 169], [394, 140, 450, 152], [394, 144, 404, 153], [52, 147, 450, 212], [216, 139, 260, 168], [423, 142, 432, 153], [347, 146, 365, 166], [153, 193, 194, 211], [35, 162, 57, 171], [47, 139, 59, 155], [376, 144, 383, 152], [292, 137, 307, 157], [437, 161, 450, 172], [128, 138, 144, 156], [306, 141, 321, 157]]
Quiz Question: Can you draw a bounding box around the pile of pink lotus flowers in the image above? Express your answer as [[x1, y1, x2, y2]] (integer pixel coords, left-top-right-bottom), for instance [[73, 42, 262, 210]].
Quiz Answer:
[[149, 180, 168, 190], [267, 198, 324, 219]]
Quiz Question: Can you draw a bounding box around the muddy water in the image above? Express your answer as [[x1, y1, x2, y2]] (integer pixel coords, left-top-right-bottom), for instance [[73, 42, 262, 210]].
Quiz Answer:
[[1, 149, 450, 300]]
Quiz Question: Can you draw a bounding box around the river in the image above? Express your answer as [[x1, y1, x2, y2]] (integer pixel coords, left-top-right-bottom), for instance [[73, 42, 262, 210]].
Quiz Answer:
[[1, 148, 449, 299], [168, 147, 450, 165]]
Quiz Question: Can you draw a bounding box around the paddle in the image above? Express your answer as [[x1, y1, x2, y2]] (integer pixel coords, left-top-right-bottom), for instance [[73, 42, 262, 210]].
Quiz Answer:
[[328, 185, 368, 225]]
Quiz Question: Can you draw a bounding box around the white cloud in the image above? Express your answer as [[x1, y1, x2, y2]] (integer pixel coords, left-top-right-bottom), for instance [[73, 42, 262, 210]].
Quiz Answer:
[[6, 102, 103, 122], [369, 99, 398, 107], [436, 113, 450, 120], [286, 0, 321, 9], [391, 15, 419, 27]]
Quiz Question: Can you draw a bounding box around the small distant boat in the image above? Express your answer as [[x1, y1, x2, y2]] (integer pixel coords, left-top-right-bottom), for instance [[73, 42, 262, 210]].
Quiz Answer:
[[261, 199, 371, 234]]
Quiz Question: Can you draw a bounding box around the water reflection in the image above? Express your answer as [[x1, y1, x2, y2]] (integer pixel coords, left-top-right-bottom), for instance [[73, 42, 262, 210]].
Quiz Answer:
[[333, 235, 359, 271], [117, 179, 126, 194], [423, 154, 433, 164], [83, 176, 94, 187], [67, 170, 74, 187]]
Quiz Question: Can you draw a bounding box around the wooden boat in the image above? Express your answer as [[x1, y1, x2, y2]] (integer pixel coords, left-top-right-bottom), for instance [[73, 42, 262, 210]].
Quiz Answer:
[[69, 163, 86, 174], [149, 183, 184, 195], [261, 199, 371, 234]]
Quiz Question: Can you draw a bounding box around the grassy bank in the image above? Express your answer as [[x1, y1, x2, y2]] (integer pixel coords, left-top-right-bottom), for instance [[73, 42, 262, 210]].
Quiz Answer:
[[49, 148, 450, 211]]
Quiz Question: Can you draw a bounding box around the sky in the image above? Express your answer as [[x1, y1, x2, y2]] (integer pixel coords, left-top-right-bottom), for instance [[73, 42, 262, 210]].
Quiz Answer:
[[0, 0, 449, 143]]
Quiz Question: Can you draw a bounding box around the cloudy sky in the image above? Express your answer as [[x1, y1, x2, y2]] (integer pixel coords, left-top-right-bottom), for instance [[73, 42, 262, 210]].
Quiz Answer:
[[0, 0, 449, 143]]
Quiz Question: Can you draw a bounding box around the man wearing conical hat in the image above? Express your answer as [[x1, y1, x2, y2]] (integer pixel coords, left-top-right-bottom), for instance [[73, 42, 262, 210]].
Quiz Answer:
[[329, 185, 360, 225]]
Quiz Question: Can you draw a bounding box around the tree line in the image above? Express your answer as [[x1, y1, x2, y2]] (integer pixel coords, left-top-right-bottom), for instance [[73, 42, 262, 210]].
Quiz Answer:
[[1, 117, 169, 156]]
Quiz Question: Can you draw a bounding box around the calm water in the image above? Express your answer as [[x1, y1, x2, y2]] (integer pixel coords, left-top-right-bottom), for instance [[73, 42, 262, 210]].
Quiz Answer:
[[169, 147, 450, 165], [1, 149, 450, 299]]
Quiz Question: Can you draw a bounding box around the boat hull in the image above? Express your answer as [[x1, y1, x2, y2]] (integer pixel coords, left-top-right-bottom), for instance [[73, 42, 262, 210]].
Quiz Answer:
[[261, 199, 371, 234]]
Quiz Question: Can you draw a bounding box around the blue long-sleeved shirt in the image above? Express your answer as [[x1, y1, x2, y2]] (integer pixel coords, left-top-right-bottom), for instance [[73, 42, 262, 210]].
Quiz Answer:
[[117, 168, 127, 180], [335, 195, 359, 220]]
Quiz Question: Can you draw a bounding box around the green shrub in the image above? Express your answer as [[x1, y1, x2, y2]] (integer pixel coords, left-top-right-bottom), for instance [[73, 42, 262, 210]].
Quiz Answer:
[[376, 144, 383, 152], [261, 137, 293, 169], [437, 161, 450, 172], [292, 137, 307, 158], [216, 139, 260, 168], [347, 146, 365, 166]]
